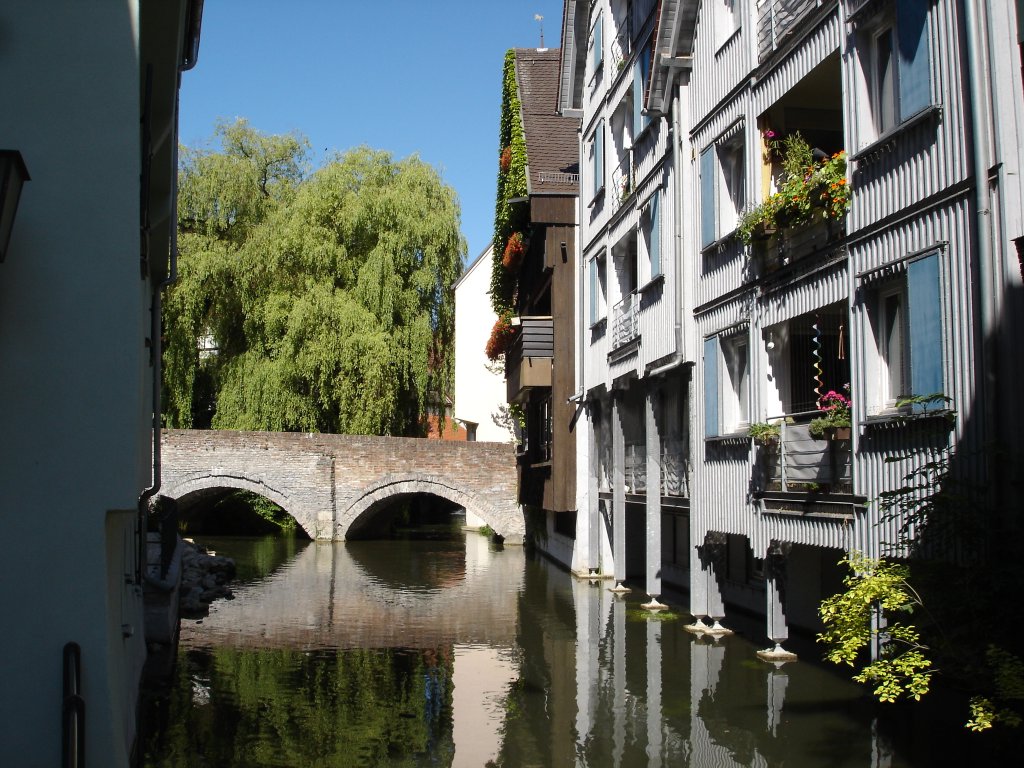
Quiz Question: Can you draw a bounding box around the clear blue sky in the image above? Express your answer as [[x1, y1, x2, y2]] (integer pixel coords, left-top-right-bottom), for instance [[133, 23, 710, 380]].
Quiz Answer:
[[180, 0, 566, 265]]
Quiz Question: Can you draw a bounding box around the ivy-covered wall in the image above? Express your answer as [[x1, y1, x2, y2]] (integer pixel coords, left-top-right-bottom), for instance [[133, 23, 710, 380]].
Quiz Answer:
[[490, 49, 529, 316]]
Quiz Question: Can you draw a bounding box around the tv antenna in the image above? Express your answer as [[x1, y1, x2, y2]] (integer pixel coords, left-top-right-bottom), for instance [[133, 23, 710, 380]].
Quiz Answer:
[[535, 14, 545, 48]]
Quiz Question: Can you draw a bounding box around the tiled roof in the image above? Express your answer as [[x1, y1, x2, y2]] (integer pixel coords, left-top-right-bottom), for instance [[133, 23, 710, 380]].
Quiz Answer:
[[514, 48, 580, 195]]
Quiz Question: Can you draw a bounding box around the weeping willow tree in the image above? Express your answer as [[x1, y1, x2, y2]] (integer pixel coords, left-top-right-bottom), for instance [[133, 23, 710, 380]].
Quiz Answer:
[[164, 119, 465, 435]]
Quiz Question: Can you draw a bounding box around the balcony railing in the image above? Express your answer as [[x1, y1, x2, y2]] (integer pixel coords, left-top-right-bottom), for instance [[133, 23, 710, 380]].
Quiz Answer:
[[662, 439, 689, 497], [610, 151, 634, 215], [757, 0, 821, 61], [761, 412, 853, 494], [754, 216, 846, 273], [624, 442, 647, 493], [612, 293, 639, 349]]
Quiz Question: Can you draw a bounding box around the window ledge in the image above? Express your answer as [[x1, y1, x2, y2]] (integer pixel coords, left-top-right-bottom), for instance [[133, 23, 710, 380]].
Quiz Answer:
[[861, 407, 955, 428], [704, 431, 749, 445], [851, 104, 942, 164], [639, 273, 665, 294], [715, 26, 742, 56], [701, 230, 740, 256], [589, 317, 607, 333], [529, 460, 553, 469], [587, 185, 606, 209]]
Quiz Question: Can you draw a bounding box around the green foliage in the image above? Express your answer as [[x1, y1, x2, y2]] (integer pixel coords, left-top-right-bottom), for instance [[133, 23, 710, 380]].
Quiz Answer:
[[490, 49, 530, 315], [968, 648, 1024, 730], [739, 131, 849, 244], [818, 553, 934, 703], [747, 421, 780, 445], [164, 120, 465, 435]]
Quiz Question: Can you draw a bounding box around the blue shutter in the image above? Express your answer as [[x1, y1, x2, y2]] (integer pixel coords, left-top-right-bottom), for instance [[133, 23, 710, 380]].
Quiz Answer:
[[589, 258, 598, 325], [700, 146, 717, 248], [592, 15, 603, 73], [704, 336, 720, 437], [897, 0, 931, 121], [649, 191, 661, 277], [594, 121, 604, 196], [907, 252, 943, 411]]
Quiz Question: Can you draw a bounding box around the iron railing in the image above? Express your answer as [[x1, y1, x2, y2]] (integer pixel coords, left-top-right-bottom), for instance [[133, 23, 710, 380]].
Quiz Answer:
[[761, 409, 853, 493], [612, 293, 639, 349]]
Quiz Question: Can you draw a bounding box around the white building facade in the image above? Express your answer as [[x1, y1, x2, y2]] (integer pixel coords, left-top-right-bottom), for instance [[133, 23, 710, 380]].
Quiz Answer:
[[563, 0, 1024, 655], [454, 246, 513, 443]]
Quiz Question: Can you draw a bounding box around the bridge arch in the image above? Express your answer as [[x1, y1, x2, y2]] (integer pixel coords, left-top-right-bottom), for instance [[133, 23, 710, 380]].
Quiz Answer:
[[161, 472, 324, 540], [339, 473, 525, 544]]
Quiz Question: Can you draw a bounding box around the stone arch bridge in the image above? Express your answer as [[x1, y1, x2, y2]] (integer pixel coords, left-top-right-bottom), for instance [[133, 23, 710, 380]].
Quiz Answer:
[[161, 430, 523, 543]]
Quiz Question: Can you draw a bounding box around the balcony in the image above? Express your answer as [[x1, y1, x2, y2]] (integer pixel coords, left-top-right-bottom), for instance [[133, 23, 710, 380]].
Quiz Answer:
[[505, 316, 553, 403], [662, 439, 688, 498], [757, 0, 822, 62], [611, 293, 639, 350], [760, 415, 852, 495], [753, 215, 846, 273]]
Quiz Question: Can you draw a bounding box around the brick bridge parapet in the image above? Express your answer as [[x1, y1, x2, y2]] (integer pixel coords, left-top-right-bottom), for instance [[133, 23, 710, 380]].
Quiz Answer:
[[160, 430, 523, 543]]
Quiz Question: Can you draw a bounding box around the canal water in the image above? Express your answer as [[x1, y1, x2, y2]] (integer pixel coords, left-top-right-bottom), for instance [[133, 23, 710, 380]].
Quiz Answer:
[[141, 525, 1000, 767]]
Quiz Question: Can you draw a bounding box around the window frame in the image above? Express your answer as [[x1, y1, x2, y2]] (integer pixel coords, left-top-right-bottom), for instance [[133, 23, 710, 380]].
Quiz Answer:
[[639, 188, 663, 286], [589, 250, 608, 329], [588, 119, 605, 202], [700, 130, 746, 249], [704, 327, 750, 438]]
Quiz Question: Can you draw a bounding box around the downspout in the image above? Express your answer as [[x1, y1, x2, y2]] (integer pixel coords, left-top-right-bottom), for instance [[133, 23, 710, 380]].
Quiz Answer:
[[137, 5, 202, 584], [963, 0, 997, 493]]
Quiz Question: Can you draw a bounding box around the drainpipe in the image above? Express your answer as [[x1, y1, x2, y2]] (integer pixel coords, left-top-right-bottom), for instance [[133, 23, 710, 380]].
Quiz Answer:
[[137, 6, 202, 582], [963, 0, 997, 496]]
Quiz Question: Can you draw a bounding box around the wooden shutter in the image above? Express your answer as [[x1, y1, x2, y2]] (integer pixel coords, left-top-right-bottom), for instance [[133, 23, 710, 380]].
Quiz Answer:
[[594, 121, 604, 196], [897, 0, 931, 120], [700, 146, 717, 248], [589, 258, 599, 325], [704, 336, 720, 437], [907, 251, 943, 410], [592, 14, 603, 74]]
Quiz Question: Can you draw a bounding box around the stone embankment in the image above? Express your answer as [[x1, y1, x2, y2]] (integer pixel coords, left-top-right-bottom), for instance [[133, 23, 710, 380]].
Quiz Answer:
[[180, 539, 236, 617]]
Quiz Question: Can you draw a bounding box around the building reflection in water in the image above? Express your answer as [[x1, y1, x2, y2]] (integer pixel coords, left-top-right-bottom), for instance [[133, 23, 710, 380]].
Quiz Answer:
[[151, 535, 912, 768]]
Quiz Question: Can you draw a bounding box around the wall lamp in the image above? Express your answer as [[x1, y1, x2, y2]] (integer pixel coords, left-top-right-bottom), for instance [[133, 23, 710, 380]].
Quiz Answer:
[[0, 150, 30, 263]]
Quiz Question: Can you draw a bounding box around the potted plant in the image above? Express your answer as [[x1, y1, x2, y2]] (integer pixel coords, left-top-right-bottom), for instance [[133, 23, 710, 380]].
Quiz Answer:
[[739, 132, 850, 245], [501, 231, 526, 271], [485, 313, 516, 360], [809, 387, 852, 439], [748, 421, 781, 446]]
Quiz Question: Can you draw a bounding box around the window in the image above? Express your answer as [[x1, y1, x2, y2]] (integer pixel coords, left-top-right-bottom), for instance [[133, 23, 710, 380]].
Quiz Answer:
[[700, 132, 745, 248], [704, 329, 750, 437], [715, 0, 740, 49], [633, 39, 652, 136], [878, 283, 908, 407], [639, 189, 662, 283], [864, 0, 932, 137], [589, 120, 605, 200], [589, 11, 604, 80], [589, 252, 607, 327], [866, 251, 944, 415]]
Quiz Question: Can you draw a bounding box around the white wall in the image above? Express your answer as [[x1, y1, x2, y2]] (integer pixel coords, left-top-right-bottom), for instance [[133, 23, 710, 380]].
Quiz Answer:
[[453, 246, 512, 442], [0, 2, 186, 765]]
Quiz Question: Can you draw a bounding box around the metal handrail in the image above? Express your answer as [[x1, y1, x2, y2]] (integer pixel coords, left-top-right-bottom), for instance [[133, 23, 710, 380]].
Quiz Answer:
[[612, 293, 639, 348], [761, 410, 853, 493], [63, 642, 84, 768]]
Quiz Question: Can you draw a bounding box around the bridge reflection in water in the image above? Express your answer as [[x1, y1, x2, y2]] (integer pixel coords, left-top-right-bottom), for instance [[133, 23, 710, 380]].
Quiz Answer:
[[146, 532, 963, 768]]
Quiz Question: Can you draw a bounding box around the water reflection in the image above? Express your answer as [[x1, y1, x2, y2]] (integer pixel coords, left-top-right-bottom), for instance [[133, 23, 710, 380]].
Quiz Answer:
[[145, 533, 943, 767]]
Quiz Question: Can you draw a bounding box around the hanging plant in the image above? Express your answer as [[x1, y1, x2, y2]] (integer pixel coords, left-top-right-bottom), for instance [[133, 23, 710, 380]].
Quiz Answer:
[[502, 231, 526, 271], [485, 313, 516, 360], [499, 145, 512, 174]]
